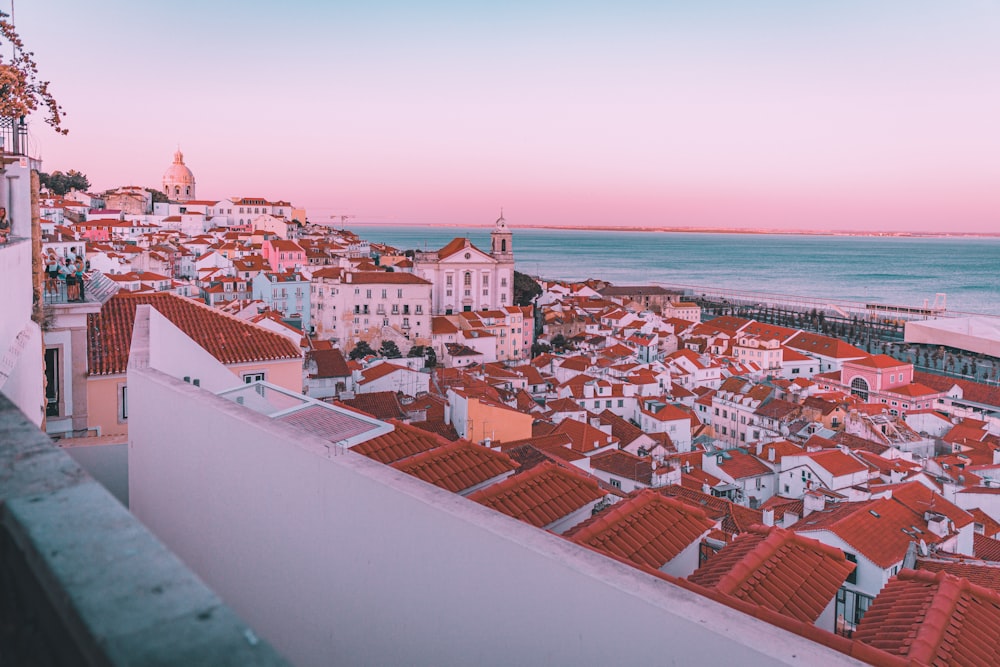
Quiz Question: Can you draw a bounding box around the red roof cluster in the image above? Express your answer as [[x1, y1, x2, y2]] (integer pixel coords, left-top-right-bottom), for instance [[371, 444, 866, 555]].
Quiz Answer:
[[566, 490, 715, 570], [688, 525, 855, 623], [855, 569, 1000, 666], [391, 441, 517, 494], [87, 292, 301, 375], [469, 461, 605, 529]]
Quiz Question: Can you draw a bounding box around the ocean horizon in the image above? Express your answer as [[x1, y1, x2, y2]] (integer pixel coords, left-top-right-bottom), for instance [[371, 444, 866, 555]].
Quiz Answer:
[[346, 224, 1000, 317]]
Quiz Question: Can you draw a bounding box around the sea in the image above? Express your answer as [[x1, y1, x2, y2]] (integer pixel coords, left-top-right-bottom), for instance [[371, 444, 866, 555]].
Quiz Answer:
[[347, 225, 1000, 317]]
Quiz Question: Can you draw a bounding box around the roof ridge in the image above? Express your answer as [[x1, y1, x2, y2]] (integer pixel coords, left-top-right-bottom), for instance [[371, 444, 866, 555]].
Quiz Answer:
[[905, 570, 968, 665]]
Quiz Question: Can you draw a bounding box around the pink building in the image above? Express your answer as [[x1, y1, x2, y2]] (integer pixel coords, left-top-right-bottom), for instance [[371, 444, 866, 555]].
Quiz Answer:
[[820, 354, 943, 416], [262, 238, 306, 273]]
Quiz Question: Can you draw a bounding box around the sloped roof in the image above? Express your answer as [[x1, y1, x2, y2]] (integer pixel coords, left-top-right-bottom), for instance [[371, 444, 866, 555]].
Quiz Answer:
[[566, 489, 715, 570], [854, 569, 1000, 665], [350, 420, 449, 464], [916, 559, 1000, 592], [305, 347, 350, 378], [688, 525, 855, 624], [590, 450, 653, 485], [391, 441, 517, 494], [87, 292, 300, 375], [974, 533, 1000, 561], [468, 461, 605, 529], [340, 391, 407, 421]]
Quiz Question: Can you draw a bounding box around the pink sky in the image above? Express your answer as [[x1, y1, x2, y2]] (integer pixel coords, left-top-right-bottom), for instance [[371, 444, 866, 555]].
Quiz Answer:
[[13, 0, 1000, 232]]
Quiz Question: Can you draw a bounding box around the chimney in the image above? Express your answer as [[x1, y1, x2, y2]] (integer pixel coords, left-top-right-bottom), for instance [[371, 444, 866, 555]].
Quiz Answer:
[[783, 511, 800, 528], [803, 491, 825, 517], [762, 507, 775, 527], [768, 447, 775, 462], [925, 513, 951, 538]]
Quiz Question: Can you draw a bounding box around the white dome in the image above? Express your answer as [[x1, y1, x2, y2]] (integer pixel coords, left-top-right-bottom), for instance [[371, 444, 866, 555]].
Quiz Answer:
[[163, 149, 196, 201], [163, 150, 195, 186]]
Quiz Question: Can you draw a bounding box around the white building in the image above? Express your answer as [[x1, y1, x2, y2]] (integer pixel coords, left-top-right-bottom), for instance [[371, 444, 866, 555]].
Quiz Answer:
[[414, 214, 515, 315], [310, 268, 432, 347], [162, 149, 196, 202]]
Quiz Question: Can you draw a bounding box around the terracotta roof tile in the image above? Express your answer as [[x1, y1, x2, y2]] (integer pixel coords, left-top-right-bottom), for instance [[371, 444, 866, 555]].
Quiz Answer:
[[688, 525, 855, 623], [468, 461, 605, 529], [350, 420, 450, 464], [87, 292, 300, 375], [916, 559, 1000, 592], [391, 440, 517, 494], [974, 533, 1000, 562], [566, 489, 715, 570], [855, 569, 1000, 666]]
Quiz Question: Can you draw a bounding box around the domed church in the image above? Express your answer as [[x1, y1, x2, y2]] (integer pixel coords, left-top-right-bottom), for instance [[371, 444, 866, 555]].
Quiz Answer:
[[162, 149, 196, 202]]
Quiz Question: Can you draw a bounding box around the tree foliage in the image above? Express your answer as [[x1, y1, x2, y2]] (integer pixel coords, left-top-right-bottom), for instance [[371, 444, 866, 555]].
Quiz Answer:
[[379, 340, 401, 358], [349, 340, 374, 360], [1, 12, 66, 134], [38, 169, 89, 195], [513, 271, 541, 307], [147, 188, 170, 204]]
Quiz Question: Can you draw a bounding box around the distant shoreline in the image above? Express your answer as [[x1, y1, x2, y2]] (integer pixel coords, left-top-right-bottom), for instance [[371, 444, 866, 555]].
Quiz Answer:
[[341, 222, 1000, 239]]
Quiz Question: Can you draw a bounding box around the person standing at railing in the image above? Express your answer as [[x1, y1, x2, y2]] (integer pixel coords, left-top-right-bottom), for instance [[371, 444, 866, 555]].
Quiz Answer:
[[75, 263, 86, 302], [0, 207, 9, 244], [46, 253, 60, 296], [64, 258, 78, 301]]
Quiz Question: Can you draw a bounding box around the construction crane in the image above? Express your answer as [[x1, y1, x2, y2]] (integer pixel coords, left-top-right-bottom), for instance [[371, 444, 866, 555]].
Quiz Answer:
[[330, 214, 356, 226]]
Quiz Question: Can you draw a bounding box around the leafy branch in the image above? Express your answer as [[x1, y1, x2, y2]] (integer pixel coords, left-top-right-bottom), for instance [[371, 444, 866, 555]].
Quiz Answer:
[[0, 11, 67, 134]]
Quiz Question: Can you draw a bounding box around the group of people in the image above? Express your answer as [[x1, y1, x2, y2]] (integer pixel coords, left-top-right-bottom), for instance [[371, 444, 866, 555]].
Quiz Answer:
[[44, 251, 87, 302]]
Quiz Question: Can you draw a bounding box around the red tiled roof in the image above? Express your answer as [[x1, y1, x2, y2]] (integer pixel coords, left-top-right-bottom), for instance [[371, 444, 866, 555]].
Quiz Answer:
[[658, 484, 764, 536], [566, 489, 715, 570], [848, 354, 909, 370], [715, 449, 772, 480], [87, 292, 300, 375], [590, 449, 653, 485], [436, 237, 489, 259], [340, 391, 406, 421], [468, 461, 605, 529], [347, 271, 430, 285], [797, 450, 869, 477], [796, 487, 960, 568], [391, 441, 517, 494], [855, 569, 1000, 665], [916, 559, 1000, 592], [350, 420, 449, 464], [974, 533, 1000, 562], [688, 525, 855, 624], [305, 347, 350, 378]]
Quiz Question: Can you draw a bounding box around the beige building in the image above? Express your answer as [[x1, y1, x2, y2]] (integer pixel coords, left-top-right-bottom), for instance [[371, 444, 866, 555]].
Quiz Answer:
[[310, 268, 433, 349]]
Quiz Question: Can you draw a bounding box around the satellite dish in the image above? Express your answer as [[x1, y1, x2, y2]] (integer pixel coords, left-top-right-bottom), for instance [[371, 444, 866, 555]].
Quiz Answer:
[[918, 539, 929, 557]]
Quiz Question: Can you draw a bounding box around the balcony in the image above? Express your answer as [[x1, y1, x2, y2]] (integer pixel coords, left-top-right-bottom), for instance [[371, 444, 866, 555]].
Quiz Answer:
[[43, 271, 120, 306], [0, 392, 288, 665]]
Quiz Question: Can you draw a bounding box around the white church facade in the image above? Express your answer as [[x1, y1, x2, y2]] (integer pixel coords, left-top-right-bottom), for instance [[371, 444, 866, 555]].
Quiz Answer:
[[413, 214, 516, 315]]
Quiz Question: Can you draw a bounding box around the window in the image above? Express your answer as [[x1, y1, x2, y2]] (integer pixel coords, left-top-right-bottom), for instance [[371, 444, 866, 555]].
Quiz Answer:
[[845, 553, 858, 584], [381, 289, 387, 298], [366, 289, 372, 299], [618, 399, 624, 408], [397, 289, 403, 298], [119, 385, 128, 422], [446, 275, 453, 286], [501, 277, 507, 287], [244, 372, 265, 383], [609, 478, 622, 489], [464, 272, 471, 286], [850, 376, 869, 401]]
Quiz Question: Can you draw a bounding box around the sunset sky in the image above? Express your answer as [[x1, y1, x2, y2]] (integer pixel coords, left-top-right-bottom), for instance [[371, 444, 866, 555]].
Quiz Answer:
[[14, 1, 1000, 231]]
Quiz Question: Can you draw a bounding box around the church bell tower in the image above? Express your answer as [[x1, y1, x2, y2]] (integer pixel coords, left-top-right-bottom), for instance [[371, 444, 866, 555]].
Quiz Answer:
[[490, 210, 513, 262]]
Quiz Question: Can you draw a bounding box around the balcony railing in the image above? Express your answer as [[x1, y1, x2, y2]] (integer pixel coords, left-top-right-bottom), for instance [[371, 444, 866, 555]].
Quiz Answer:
[[43, 271, 120, 306]]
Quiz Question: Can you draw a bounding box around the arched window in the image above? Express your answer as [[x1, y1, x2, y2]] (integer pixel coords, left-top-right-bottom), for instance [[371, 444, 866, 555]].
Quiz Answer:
[[464, 272, 471, 286], [501, 239, 507, 252], [850, 377, 869, 402]]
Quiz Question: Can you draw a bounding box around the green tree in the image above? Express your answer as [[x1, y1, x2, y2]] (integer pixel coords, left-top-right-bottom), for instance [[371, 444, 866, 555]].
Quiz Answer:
[[531, 341, 551, 357], [349, 341, 374, 360], [1, 11, 67, 134], [39, 169, 89, 195], [147, 188, 170, 204], [513, 271, 542, 307], [379, 340, 401, 358]]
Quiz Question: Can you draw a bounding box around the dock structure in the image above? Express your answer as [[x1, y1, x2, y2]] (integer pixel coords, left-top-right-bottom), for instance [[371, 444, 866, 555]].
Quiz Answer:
[[655, 283, 952, 324]]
